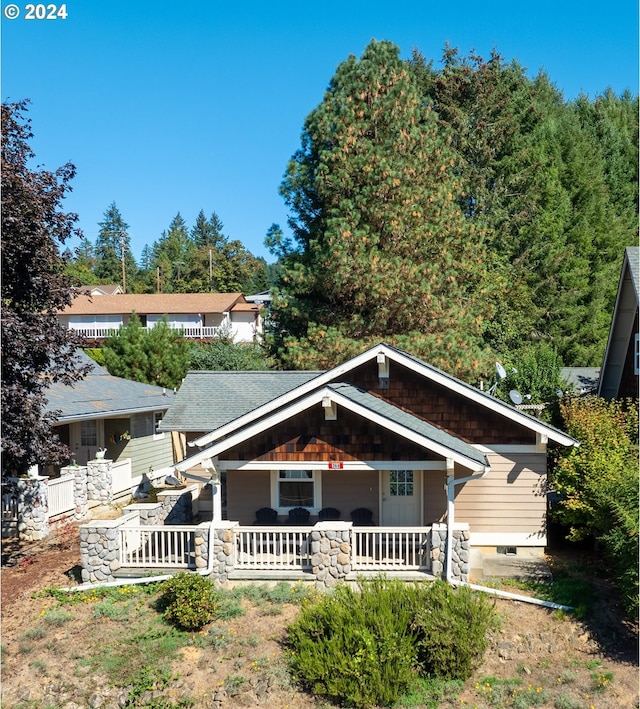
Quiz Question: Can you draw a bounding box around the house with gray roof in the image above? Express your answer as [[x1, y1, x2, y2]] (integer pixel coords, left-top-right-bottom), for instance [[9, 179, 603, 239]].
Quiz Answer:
[[46, 350, 177, 477], [161, 343, 578, 562], [598, 246, 639, 400]]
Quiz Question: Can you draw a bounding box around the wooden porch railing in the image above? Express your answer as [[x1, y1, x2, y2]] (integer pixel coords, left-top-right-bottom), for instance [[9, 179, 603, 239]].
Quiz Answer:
[[351, 527, 431, 571], [118, 525, 198, 568], [235, 526, 313, 570]]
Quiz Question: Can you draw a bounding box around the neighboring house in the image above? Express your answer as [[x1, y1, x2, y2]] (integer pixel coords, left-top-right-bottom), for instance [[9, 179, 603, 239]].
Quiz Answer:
[[159, 343, 578, 559], [76, 284, 124, 296], [45, 350, 177, 477], [561, 367, 600, 396], [598, 246, 640, 400], [57, 292, 263, 343]]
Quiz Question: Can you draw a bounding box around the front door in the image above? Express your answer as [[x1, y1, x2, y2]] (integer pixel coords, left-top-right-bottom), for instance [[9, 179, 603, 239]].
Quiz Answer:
[[381, 470, 422, 526]]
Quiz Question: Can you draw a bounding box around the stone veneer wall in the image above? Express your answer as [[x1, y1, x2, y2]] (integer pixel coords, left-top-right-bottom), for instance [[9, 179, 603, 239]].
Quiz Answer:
[[80, 514, 135, 583], [311, 522, 352, 589], [60, 465, 89, 520], [86, 459, 113, 504], [8, 477, 50, 542], [430, 522, 470, 582]]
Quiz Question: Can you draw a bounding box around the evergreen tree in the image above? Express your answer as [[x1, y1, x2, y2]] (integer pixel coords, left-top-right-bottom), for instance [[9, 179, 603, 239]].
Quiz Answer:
[[102, 313, 189, 389], [94, 202, 137, 291], [271, 40, 496, 376], [1, 100, 90, 474], [152, 213, 195, 293]]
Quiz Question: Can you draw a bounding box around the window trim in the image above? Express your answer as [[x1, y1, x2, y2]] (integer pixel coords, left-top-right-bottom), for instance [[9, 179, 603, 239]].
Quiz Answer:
[[153, 411, 165, 440], [270, 469, 321, 514]]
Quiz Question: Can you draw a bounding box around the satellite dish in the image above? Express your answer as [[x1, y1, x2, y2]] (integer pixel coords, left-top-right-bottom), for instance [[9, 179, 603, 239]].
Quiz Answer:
[[496, 362, 507, 380], [509, 389, 523, 405]]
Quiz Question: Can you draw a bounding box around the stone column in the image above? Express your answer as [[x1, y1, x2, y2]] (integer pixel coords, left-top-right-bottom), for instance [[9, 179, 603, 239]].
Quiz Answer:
[[86, 459, 113, 504], [61, 465, 89, 520], [12, 476, 50, 542], [207, 521, 237, 583], [430, 522, 470, 583], [311, 522, 352, 590]]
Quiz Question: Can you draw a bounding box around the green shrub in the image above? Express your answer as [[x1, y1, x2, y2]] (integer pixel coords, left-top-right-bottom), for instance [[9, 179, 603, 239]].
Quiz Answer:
[[157, 573, 218, 631], [287, 577, 422, 708], [412, 581, 500, 680]]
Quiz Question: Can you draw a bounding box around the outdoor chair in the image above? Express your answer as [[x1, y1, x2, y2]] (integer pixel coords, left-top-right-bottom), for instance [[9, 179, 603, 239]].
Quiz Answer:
[[318, 507, 340, 521], [350, 507, 374, 526], [286, 507, 311, 524], [253, 507, 279, 525]]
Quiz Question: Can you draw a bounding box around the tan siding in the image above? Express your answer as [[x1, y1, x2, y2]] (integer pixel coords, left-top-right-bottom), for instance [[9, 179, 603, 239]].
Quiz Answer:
[[453, 453, 547, 535], [423, 470, 447, 524], [226, 470, 271, 525], [322, 470, 379, 523]]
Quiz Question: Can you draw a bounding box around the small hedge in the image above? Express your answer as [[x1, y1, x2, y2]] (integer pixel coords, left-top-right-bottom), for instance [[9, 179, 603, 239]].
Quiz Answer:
[[287, 577, 499, 708], [157, 573, 218, 631]]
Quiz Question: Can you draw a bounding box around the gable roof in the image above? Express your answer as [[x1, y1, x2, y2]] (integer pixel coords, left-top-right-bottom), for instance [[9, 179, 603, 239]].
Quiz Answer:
[[59, 293, 252, 316], [157, 370, 322, 433], [175, 381, 489, 473], [187, 342, 578, 449], [598, 246, 640, 398], [45, 350, 175, 422]]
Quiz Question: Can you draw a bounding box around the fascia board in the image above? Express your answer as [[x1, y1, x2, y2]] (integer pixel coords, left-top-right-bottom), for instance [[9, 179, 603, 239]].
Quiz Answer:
[[53, 404, 171, 423]]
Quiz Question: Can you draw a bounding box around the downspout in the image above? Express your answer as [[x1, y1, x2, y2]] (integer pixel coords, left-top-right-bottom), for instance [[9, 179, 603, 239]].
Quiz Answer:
[[445, 460, 572, 612]]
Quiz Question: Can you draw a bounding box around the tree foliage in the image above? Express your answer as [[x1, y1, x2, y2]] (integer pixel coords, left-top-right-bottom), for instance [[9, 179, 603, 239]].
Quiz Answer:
[[94, 202, 137, 290], [551, 397, 639, 616], [270, 40, 497, 377], [1, 100, 90, 475], [188, 338, 275, 371], [102, 313, 190, 389]]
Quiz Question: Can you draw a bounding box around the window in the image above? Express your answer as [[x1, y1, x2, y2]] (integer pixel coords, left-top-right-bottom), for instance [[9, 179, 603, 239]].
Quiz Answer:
[[80, 420, 97, 447], [634, 333, 639, 375], [153, 411, 165, 440], [389, 470, 414, 497], [278, 470, 315, 508]]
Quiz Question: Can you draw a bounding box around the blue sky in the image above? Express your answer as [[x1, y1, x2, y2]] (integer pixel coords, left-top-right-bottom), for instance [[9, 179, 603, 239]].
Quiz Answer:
[[2, 0, 638, 264]]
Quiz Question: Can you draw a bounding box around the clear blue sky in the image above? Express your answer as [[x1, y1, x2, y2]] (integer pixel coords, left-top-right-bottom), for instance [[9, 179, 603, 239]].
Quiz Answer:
[[3, 0, 638, 264]]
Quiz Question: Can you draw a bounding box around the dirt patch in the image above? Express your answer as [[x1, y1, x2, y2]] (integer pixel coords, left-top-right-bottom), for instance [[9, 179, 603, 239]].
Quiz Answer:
[[1, 526, 638, 709]]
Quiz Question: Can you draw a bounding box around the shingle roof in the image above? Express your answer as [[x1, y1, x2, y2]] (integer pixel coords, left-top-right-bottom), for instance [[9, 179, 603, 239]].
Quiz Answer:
[[45, 350, 175, 422], [157, 370, 323, 432], [59, 293, 250, 315], [328, 383, 488, 466], [625, 246, 639, 300]]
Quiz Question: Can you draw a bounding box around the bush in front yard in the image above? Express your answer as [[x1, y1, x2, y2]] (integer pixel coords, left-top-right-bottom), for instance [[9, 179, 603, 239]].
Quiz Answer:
[[412, 580, 501, 680], [287, 577, 501, 707], [287, 577, 420, 707], [157, 573, 218, 631]]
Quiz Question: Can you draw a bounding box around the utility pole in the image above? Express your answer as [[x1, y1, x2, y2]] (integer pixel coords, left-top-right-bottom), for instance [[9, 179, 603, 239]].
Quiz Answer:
[[119, 230, 126, 293]]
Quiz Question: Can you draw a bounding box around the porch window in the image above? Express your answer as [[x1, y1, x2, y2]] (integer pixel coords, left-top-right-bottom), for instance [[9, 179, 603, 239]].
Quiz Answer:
[[278, 470, 315, 508], [389, 470, 414, 496], [80, 420, 97, 447]]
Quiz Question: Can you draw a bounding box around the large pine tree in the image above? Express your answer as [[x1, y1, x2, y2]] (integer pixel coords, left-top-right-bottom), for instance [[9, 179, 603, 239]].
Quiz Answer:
[[271, 40, 496, 376]]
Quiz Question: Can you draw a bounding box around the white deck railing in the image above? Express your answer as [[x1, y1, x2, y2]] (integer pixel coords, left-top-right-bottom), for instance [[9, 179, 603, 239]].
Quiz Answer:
[[118, 525, 199, 568], [351, 527, 431, 571], [235, 526, 313, 570], [69, 325, 221, 339], [47, 474, 76, 519]]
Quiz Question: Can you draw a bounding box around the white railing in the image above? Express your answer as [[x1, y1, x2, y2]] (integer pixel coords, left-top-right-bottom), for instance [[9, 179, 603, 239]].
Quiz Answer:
[[351, 527, 431, 571], [118, 525, 198, 568], [235, 526, 313, 570], [111, 459, 134, 496], [2, 491, 18, 522], [47, 474, 75, 519], [70, 325, 221, 340]]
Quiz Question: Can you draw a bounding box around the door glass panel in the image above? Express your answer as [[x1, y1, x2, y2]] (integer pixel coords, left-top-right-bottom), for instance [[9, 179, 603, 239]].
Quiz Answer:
[[390, 470, 414, 497]]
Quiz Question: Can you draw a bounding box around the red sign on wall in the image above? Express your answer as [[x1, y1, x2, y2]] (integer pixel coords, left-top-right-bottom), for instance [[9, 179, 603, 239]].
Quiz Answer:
[[328, 462, 344, 469]]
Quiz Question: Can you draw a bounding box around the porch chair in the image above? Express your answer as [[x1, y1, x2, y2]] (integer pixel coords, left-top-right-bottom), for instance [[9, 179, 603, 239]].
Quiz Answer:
[[286, 507, 311, 524], [350, 507, 374, 526], [254, 507, 279, 525], [318, 507, 341, 521]]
